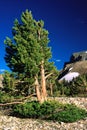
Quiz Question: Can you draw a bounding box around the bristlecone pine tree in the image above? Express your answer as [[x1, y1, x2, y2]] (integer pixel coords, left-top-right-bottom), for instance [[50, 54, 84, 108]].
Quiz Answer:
[[4, 10, 57, 103]]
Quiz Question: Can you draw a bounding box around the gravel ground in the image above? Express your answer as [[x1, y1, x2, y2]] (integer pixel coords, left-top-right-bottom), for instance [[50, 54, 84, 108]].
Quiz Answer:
[[0, 97, 87, 130]]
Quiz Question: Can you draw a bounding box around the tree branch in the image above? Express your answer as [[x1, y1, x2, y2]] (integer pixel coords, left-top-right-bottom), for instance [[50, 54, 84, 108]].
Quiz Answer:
[[0, 102, 24, 106], [45, 73, 53, 79], [0, 93, 36, 106]]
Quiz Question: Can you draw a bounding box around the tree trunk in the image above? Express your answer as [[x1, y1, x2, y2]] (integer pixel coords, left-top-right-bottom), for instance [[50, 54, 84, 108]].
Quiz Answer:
[[50, 83, 53, 96], [41, 60, 47, 103], [34, 76, 41, 102]]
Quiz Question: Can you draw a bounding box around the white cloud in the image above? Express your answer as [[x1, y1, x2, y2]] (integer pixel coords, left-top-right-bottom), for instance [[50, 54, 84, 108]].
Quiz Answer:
[[55, 59, 61, 62], [0, 69, 5, 73], [50, 58, 61, 63]]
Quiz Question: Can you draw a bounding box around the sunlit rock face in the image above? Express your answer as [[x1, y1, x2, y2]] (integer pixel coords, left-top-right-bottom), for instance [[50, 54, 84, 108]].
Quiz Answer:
[[70, 51, 87, 62], [64, 51, 87, 67]]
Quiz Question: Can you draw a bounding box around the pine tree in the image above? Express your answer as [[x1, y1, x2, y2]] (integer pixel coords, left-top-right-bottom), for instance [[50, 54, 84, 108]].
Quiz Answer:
[[3, 71, 16, 94], [4, 10, 57, 103]]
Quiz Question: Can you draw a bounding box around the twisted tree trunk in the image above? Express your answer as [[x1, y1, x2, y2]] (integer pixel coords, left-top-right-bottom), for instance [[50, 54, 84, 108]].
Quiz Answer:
[[34, 76, 41, 102], [41, 60, 47, 103]]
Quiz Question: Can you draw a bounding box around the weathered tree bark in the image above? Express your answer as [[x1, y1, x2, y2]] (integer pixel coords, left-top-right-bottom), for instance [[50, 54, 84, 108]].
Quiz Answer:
[[50, 83, 53, 96], [34, 76, 41, 102], [37, 28, 49, 103], [41, 60, 47, 103]]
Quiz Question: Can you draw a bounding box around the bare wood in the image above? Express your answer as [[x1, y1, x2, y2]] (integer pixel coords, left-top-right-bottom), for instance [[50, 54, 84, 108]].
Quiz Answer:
[[34, 76, 41, 102], [45, 73, 53, 79], [13, 93, 36, 102], [41, 60, 47, 102], [0, 93, 36, 106], [0, 102, 24, 106]]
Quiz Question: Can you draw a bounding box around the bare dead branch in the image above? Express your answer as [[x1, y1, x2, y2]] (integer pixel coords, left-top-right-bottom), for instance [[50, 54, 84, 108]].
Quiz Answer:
[[0, 102, 24, 106], [45, 73, 53, 79], [0, 93, 36, 106]]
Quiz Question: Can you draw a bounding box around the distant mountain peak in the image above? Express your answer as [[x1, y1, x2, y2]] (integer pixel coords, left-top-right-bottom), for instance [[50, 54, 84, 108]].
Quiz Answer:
[[58, 51, 87, 82]]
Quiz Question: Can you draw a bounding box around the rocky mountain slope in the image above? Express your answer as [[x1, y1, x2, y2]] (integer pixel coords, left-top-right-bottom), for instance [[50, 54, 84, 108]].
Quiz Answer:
[[64, 60, 87, 75], [58, 51, 87, 81]]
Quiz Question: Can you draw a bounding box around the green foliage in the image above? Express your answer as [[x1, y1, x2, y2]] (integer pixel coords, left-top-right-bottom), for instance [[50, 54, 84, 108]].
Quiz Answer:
[[4, 9, 54, 77], [13, 101, 62, 118], [2, 71, 16, 94], [56, 74, 87, 97], [13, 101, 41, 118], [46, 69, 59, 96], [54, 81, 68, 97], [50, 104, 87, 123], [67, 74, 87, 96], [0, 91, 14, 103], [4, 9, 58, 98], [12, 101, 87, 122]]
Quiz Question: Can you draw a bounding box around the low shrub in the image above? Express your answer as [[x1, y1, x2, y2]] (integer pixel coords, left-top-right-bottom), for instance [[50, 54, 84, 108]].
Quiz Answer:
[[49, 104, 87, 122], [12, 101, 87, 123], [13, 101, 58, 118], [13, 101, 41, 118]]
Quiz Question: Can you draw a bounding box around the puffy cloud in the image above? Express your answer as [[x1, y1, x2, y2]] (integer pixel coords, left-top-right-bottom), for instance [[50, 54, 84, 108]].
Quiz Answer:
[[0, 69, 5, 73], [56, 59, 61, 62]]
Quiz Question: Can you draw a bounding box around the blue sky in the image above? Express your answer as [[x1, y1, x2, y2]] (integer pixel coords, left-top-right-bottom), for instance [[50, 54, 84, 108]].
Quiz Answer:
[[0, 0, 87, 73]]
